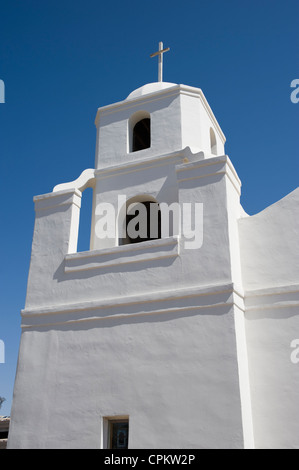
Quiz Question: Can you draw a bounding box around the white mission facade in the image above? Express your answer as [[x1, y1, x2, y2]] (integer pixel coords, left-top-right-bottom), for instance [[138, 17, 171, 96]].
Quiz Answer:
[[8, 81, 299, 449]]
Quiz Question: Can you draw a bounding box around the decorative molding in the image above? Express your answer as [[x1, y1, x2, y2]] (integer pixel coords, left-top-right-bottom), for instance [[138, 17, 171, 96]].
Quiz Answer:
[[95, 149, 186, 180], [176, 155, 241, 195], [22, 282, 299, 325], [94, 147, 204, 181], [34, 189, 82, 212], [244, 284, 299, 312], [21, 282, 243, 329], [64, 236, 179, 273], [53, 168, 95, 193]]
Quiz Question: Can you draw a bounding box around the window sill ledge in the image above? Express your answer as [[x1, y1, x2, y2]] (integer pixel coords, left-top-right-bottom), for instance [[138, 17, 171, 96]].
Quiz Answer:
[[65, 236, 179, 273]]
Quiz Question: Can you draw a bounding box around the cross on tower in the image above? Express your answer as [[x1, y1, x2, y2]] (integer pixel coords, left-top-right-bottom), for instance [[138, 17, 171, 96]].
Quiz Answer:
[[150, 42, 170, 82]]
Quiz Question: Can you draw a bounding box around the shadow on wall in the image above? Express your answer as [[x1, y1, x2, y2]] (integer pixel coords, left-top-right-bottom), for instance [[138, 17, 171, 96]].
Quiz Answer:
[[53, 253, 178, 282], [21, 299, 233, 333]]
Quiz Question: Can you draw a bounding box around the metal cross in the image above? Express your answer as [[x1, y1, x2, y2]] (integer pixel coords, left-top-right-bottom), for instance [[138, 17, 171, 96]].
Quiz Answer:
[[150, 42, 170, 82]]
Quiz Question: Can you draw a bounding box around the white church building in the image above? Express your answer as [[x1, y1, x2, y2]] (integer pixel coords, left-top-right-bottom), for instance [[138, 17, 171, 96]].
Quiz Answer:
[[8, 75, 299, 448]]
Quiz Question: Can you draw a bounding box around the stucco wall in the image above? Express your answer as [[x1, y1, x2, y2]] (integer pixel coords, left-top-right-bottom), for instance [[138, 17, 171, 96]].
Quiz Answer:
[[239, 187, 299, 291], [9, 296, 244, 449], [24, 156, 239, 311], [239, 187, 299, 448], [245, 292, 299, 448]]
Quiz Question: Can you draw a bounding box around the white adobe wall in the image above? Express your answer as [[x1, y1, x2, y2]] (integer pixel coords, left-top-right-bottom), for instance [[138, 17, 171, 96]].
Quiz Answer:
[[239, 187, 299, 448], [8, 288, 246, 449], [179, 88, 225, 157], [23, 155, 241, 310], [95, 88, 182, 168], [239, 188, 299, 291]]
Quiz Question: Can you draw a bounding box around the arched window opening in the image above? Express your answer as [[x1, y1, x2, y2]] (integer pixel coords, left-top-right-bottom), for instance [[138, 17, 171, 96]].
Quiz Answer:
[[210, 127, 217, 155], [132, 118, 151, 152], [77, 187, 93, 252], [119, 197, 161, 245]]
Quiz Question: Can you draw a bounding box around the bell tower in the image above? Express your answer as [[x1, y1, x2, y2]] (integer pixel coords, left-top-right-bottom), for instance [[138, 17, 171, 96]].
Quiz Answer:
[[88, 81, 226, 251], [8, 75, 254, 449], [94, 81, 226, 169]]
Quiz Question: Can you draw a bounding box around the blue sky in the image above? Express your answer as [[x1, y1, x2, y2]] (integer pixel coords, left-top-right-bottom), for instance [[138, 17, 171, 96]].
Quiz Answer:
[[0, 0, 298, 417]]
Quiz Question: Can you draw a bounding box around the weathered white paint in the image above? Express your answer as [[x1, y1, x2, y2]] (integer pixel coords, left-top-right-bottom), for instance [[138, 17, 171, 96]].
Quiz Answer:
[[8, 81, 298, 449]]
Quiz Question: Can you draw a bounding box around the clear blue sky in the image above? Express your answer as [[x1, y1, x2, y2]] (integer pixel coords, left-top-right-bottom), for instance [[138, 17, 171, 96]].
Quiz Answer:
[[0, 0, 298, 417]]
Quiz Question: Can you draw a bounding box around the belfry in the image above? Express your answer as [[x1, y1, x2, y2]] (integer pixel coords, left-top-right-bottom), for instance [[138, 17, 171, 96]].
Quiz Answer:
[[8, 47, 299, 448]]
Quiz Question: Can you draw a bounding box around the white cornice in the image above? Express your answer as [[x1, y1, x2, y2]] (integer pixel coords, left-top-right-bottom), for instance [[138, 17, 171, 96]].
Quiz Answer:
[[21, 282, 244, 329], [244, 283, 299, 313], [95, 147, 196, 179], [176, 154, 242, 195], [33, 189, 82, 211]]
